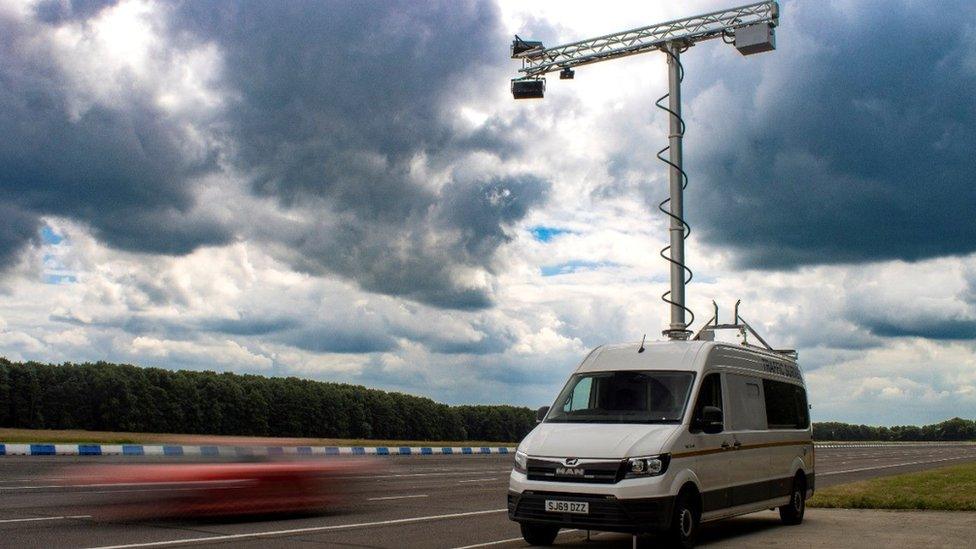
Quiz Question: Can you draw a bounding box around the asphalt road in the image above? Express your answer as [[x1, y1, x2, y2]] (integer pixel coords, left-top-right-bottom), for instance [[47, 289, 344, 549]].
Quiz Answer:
[[1, 444, 975, 548]]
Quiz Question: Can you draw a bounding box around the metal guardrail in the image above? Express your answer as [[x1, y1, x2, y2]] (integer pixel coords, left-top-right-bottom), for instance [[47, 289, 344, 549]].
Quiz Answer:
[[814, 441, 976, 448]]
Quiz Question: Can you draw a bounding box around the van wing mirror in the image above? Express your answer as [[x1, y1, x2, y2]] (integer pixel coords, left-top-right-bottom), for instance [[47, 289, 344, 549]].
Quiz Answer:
[[700, 406, 724, 434], [536, 406, 550, 422]]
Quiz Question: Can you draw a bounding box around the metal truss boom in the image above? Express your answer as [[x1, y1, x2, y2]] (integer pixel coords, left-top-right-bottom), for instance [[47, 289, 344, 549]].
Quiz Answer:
[[514, 1, 778, 77]]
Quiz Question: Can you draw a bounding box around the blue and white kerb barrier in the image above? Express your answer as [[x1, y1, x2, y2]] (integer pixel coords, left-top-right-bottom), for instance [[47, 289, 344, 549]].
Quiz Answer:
[[0, 443, 516, 457], [2, 441, 969, 457]]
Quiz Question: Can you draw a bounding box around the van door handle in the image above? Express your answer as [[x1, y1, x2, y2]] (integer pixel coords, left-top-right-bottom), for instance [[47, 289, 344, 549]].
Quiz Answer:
[[720, 441, 732, 450]]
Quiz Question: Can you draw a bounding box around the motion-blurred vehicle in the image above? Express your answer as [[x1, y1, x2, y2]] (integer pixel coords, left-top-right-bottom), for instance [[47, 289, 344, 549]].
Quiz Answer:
[[61, 458, 368, 520]]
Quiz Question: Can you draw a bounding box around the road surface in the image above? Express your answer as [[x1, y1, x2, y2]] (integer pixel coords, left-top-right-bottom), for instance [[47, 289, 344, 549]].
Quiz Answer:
[[0, 444, 974, 548]]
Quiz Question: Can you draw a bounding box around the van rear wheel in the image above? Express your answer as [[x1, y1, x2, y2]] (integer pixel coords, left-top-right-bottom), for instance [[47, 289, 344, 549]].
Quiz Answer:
[[520, 523, 559, 546], [779, 475, 806, 525]]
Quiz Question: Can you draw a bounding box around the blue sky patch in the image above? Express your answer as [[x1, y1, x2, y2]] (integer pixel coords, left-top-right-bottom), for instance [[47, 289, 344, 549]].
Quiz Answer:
[[530, 226, 571, 243], [541, 260, 618, 277], [42, 273, 78, 285], [40, 225, 75, 284], [40, 225, 63, 245]]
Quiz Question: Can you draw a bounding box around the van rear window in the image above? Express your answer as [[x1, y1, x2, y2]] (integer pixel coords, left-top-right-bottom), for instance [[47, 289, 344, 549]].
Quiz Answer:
[[763, 379, 809, 429]]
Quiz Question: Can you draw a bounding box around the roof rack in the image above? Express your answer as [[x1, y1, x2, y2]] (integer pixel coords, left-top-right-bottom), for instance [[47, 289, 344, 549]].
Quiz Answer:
[[692, 300, 798, 360]]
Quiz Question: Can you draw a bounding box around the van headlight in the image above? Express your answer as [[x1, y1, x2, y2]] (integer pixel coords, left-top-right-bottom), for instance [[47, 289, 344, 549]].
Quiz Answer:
[[514, 450, 528, 473], [625, 454, 670, 478]]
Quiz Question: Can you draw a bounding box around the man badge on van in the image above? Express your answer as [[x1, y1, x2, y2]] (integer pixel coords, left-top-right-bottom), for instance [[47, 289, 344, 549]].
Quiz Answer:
[[556, 466, 584, 477], [557, 459, 584, 477]]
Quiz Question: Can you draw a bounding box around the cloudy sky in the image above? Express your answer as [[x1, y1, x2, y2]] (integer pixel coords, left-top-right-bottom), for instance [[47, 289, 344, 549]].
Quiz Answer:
[[1, 0, 975, 425]]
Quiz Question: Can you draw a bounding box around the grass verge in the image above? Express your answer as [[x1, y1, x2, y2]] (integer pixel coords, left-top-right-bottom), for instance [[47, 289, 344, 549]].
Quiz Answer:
[[809, 461, 976, 511], [0, 428, 514, 448]]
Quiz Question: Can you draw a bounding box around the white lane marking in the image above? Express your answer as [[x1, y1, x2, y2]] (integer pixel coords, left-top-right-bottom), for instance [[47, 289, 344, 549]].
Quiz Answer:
[[0, 515, 90, 524], [451, 529, 579, 549], [458, 478, 496, 483], [85, 508, 508, 548], [821, 456, 970, 476], [0, 485, 67, 490], [452, 536, 524, 548], [367, 494, 429, 501]]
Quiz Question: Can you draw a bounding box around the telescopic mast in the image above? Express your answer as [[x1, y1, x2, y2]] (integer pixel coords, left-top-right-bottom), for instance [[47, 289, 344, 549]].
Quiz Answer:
[[510, 2, 780, 340]]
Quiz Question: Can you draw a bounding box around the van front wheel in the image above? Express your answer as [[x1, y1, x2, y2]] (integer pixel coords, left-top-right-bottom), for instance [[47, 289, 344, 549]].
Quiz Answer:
[[520, 523, 559, 546], [664, 490, 700, 548], [779, 476, 806, 525]]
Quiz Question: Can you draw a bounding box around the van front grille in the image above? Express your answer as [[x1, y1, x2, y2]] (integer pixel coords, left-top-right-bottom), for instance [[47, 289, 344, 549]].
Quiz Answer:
[[525, 458, 624, 484]]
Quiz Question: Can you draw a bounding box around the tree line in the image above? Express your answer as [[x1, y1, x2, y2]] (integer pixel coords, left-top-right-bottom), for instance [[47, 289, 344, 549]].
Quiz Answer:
[[0, 358, 973, 442], [813, 418, 976, 441], [0, 358, 534, 442]]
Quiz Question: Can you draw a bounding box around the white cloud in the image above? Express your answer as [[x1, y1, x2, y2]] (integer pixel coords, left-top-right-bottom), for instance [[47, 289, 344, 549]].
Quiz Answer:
[[1, 0, 975, 426], [806, 338, 976, 424], [41, 0, 228, 123]]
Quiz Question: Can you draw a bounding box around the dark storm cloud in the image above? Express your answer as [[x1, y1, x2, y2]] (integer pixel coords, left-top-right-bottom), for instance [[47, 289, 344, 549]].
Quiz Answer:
[[173, 0, 498, 204], [0, 8, 231, 264], [439, 175, 550, 263], [199, 317, 298, 336], [0, 205, 40, 267], [0, 1, 551, 310], [171, 0, 548, 309], [865, 319, 976, 341], [278, 326, 397, 354], [278, 174, 549, 310], [687, 0, 976, 269], [851, 268, 976, 341], [52, 310, 397, 354]]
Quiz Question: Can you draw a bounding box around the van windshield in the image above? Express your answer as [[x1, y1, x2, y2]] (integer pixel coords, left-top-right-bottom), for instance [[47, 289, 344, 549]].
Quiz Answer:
[[546, 371, 695, 424]]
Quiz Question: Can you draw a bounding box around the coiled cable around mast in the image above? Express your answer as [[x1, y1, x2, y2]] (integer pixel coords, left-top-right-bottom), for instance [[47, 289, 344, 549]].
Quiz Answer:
[[655, 45, 694, 333]]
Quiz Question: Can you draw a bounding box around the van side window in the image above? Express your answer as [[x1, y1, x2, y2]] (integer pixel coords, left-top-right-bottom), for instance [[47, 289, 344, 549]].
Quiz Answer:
[[763, 379, 810, 429], [565, 376, 593, 412], [726, 374, 768, 431], [690, 373, 722, 432], [795, 385, 810, 429]]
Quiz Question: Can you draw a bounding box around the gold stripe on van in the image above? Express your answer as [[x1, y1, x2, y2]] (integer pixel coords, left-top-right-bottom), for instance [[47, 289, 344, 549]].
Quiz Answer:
[[672, 440, 812, 459]]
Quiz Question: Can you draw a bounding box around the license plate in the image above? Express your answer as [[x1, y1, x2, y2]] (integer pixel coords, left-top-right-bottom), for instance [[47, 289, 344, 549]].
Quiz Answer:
[[545, 500, 589, 514]]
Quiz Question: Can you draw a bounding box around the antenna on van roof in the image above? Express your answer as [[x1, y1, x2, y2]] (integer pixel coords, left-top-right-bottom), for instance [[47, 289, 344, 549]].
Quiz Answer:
[[693, 300, 798, 360], [638, 334, 646, 353]]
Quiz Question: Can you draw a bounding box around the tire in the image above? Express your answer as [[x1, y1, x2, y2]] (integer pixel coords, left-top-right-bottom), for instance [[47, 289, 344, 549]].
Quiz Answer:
[[779, 475, 806, 525], [520, 523, 559, 546], [664, 489, 700, 549]]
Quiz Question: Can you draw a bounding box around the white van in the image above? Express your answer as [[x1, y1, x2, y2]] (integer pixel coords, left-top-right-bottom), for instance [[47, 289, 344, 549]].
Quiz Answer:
[[508, 340, 813, 548]]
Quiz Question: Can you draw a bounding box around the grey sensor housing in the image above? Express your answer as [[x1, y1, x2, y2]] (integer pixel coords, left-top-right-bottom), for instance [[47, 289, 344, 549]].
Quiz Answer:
[[511, 78, 545, 99], [734, 23, 776, 55]]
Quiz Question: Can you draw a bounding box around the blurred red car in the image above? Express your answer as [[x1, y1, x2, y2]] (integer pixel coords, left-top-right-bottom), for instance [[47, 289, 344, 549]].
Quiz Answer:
[[61, 459, 368, 520]]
